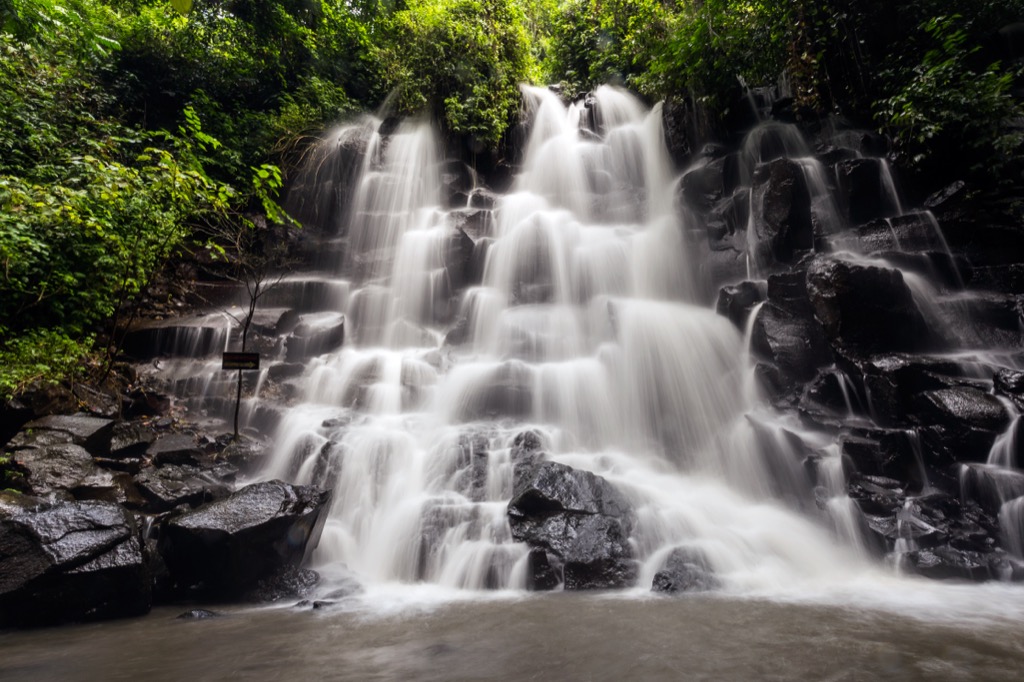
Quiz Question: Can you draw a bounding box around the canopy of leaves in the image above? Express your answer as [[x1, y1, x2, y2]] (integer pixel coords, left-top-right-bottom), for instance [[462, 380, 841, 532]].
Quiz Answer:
[[378, 0, 536, 148]]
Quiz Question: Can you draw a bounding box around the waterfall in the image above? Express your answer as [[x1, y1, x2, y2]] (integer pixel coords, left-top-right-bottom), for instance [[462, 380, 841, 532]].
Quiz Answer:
[[246, 86, 870, 593], [140, 86, 1024, 600]]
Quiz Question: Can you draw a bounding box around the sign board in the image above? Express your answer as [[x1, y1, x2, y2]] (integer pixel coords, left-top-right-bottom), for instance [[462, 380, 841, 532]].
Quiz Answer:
[[222, 352, 260, 371]]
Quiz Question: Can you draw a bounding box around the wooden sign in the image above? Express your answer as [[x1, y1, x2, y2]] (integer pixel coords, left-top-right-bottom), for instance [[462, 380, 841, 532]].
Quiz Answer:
[[222, 352, 260, 370]]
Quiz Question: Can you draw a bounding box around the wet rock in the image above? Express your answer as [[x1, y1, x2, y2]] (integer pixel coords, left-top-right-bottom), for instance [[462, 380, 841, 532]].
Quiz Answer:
[[176, 609, 221, 620], [834, 158, 900, 224], [11, 444, 132, 503], [0, 499, 151, 627], [916, 388, 1010, 434], [958, 464, 1024, 516], [846, 213, 948, 253], [750, 158, 813, 265], [123, 387, 172, 419], [874, 251, 969, 291], [508, 460, 636, 590], [970, 264, 1024, 294], [511, 430, 546, 463], [17, 414, 114, 457], [801, 369, 861, 418], [285, 316, 346, 361], [453, 442, 489, 502], [524, 548, 560, 591], [680, 157, 735, 213], [661, 96, 699, 167], [924, 180, 967, 210], [705, 188, 750, 251], [994, 369, 1024, 411], [110, 422, 157, 459], [702, 247, 748, 289], [468, 188, 498, 210], [651, 547, 718, 593], [72, 385, 121, 419], [901, 546, 992, 581], [715, 281, 767, 330], [750, 302, 833, 384], [454, 361, 533, 421], [242, 565, 320, 602], [122, 317, 231, 360], [848, 475, 906, 518], [147, 433, 206, 467], [158, 480, 330, 600], [442, 227, 478, 296], [219, 438, 270, 475], [806, 257, 930, 353], [0, 400, 35, 450], [839, 353, 967, 427], [7, 384, 77, 423], [133, 464, 232, 513], [913, 388, 1010, 469], [440, 160, 475, 208], [840, 429, 925, 490]]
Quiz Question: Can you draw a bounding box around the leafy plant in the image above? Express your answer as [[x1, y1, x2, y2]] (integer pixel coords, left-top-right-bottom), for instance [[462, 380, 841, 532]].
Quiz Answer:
[[0, 328, 94, 400], [876, 14, 1023, 178], [379, 0, 535, 148]]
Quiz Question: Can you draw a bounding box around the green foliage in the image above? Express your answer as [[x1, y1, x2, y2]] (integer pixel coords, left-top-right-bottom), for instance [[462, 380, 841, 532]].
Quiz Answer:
[[0, 108, 233, 337], [108, 1, 379, 182], [644, 1, 788, 109], [877, 14, 1023, 177], [379, 0, 535, 147], [0, 328, 93, 400], [542, 0, 671, 97]]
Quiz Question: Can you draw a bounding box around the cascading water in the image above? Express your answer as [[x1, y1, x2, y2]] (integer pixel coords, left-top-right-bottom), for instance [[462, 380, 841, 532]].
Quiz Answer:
[[249, 85, 874, 595], [137, 84, 1024, 612]]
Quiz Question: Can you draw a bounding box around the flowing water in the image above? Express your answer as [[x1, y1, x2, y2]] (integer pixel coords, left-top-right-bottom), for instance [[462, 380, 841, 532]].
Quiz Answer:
[[61, 86, 1024, 676], [263, 85, 865, 593]]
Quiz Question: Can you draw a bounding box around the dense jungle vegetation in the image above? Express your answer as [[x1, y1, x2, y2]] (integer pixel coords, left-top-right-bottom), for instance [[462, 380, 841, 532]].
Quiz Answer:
[[1, 0, 1022, 397]]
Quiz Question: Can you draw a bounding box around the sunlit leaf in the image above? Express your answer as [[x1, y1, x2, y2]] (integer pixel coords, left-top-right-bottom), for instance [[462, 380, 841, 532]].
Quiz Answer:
[[170, 0, 193, 16]]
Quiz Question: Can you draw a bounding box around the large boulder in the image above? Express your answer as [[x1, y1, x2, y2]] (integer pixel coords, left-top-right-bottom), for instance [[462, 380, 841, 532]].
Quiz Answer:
[[750, 304, 832, 385], [806, 257, 931, 353], [750, 158, 813, 265], [8, 443, 133, 504], [507, 460, 636, 590], [750, 270, 834, 387], [11, 414, 114, 456], [914, 388, 1011, 468], [158, 480, 330, 600], [0, 497, 151, 627], [133, 463, 233, 513]]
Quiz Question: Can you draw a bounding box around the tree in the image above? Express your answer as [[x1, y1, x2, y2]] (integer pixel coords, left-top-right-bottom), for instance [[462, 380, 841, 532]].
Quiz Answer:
[[199, 164, 296, 440]]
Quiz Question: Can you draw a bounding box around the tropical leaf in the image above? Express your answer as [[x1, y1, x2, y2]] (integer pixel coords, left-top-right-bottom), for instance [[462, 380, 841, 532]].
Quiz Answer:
[[170, 0, 193, 16]]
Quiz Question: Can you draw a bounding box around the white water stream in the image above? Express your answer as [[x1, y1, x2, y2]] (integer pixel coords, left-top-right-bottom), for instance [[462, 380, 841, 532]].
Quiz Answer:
[[254, 86, 879, 596]]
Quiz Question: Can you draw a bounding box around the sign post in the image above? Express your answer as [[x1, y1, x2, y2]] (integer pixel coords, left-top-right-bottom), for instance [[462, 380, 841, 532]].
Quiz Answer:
[[223, 352, 260, 441], [222, 352, 260, 371]]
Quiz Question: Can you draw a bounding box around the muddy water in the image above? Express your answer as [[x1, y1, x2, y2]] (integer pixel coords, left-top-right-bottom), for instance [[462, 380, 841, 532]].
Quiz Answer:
[[3, 589, 1023, 681]]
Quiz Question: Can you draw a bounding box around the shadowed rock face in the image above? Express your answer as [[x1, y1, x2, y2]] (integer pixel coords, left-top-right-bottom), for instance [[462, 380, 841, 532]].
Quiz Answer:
[[158, 480, 331, 600], [0, 497, 151, 628], [750, 158, 813, 264], [806, 257, 931, 354], [508, 459, 636, 590]]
